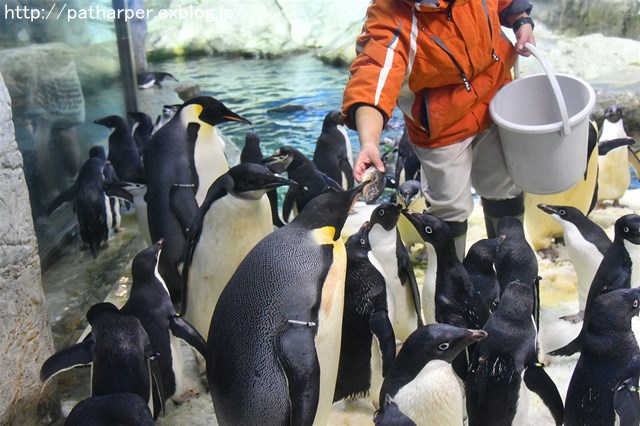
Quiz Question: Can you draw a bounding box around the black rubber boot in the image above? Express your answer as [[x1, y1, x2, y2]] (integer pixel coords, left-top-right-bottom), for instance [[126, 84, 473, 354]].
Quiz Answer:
[[481, 194, 525, 238], [444, 220, 468, 262]]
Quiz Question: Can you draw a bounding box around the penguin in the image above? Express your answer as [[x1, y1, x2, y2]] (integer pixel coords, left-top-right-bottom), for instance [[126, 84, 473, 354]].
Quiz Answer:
[[89, 145, 122, 235], [466, 280, 564, 426], [524, 119, 600, 253], [240, 131, 286, 228], [377, 324, 487, 426], [537, 204, 612, 322], [94, 115, 145, 183], [46, 156, 132, 258], [394, 127, 420, 187], [463, 236, 503, 311], [64, 393, 155, 426], [181, 163, 296, 337], [395, 180, 427, 252], [564, 287, 640, 426], [550, 213, 640, 357], [151, 105, 179, 135], [207, 184, 364, 426], [373, 395, 417, 426], [121, 240, 207, 403], [137, 71, 178, 89], [597, 105, 634, 207], [334, 221, 396, 405], [40, 303, 164, 419], [144, 96, 250, 303], [367, 203, 422, 341], [262, 145, 343, 223], [312, 110, 354, 190], [128, 111, 154, 156]]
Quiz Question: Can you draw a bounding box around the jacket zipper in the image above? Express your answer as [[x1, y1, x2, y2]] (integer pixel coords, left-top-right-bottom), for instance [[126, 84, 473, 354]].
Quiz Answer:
[[480, 0, 500, 62], [429, 36, 471, 92]]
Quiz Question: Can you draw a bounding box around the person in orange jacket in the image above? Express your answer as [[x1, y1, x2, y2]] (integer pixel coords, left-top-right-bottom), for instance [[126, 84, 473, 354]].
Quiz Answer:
[[342, 0, 536, 260]]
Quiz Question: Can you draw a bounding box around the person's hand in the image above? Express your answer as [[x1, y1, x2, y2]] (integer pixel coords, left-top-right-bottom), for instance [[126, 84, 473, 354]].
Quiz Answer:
[[515, 24, 536, 57], [353, 144, 385, 182]]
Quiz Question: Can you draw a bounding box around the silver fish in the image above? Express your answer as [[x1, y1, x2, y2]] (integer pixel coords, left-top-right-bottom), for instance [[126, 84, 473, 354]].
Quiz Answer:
[[362, 166, 386, 204]]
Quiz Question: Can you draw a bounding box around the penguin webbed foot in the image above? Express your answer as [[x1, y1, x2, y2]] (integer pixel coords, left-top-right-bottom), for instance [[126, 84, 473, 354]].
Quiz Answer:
[[537, 247, 559, 262], [560, 311, 584, 323]]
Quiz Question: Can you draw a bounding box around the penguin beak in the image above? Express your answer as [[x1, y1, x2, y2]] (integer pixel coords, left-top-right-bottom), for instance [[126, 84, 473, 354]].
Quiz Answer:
[[264, 176, 298, 190], [348, 183, 366, 212], [400, 209, 422, 229], [155, 239, 164, 250], [465, 329, 488, 342], [537, 204, 559, 215], [262, 152, 292, 174], [221, 111, 252, 125]]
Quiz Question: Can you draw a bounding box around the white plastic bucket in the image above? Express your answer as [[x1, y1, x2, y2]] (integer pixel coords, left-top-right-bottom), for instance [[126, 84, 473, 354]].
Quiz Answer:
[[489, 43, 596, 195]]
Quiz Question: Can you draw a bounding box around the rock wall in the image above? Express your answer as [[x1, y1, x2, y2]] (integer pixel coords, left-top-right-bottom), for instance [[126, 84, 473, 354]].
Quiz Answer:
[[0, 72, 59, 425]]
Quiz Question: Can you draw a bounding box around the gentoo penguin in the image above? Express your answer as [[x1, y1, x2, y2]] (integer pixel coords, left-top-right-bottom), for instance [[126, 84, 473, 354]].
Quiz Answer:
[[128, 111, 154, 156], [64, 393, 155, 426], [524, 119, 600, 253], [137, 71, 178, 89], [538, 204, 612, 322], [40, 303, 164, 419], [240, 131, 285, 227], [181, 163, 295, 337], [463, 236, 503, 311], [378, 324, 487, 426], [89, 145, 122, 235], [564, 287, 640, 426], [121, 241, 207, 403], [368, 203, 422, 341], [400, 210, 490, 380], [550, 213, 640, 357], [207, 185, 364, 426], [394, 127, 420, 187], [94, 115, 145, 183], [46, 157, 132, 258], [597, 105, 634, 207], [144, 96, 250, 303], [262, 145, 343, 223], [312, 110, 354, 190], [151, 105, 179, 135], [374, 395, 417, 426], [334, 221, 396, 405], [466, 280, 564, 426], [396, 180, 427, 251]]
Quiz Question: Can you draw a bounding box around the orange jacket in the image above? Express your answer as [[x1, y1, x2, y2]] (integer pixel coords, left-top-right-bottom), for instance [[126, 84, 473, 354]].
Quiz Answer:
[[342, 0, 526, 148]]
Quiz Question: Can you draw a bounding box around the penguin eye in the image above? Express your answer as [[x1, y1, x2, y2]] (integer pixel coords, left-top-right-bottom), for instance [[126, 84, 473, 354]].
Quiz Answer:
[[438, 343, 449, 351], [634, 300, 638, 308], [424, 226, 433, 234], [624, 227, 630, 233], [559, 209, 566, 215], [360, 238, 366, 245], [378, 209, 385, 217]]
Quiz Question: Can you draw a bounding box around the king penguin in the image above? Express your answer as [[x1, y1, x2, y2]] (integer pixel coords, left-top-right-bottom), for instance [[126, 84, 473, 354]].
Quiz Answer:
[[144, 96, 250, 303], [181, 163, 295, 337], [564, 287, 640, 426], [597, 105, 634, 207], [312, 110, 354, 190], [207, 184, 364, 426], [550, 213, 640, 357], [378, 324, 487, 426], [94, 115, 145, 183], [538, 204, 612, 322]]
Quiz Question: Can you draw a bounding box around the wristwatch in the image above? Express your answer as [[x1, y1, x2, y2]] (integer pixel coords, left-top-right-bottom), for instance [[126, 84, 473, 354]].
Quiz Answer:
[[512, 16, 535, 33]]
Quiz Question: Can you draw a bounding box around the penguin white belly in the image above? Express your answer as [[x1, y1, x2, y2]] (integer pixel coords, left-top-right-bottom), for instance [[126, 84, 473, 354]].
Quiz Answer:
[[186, 195, 272, 337], [104, 195, 113, 237], [337, 124, 353, 165], [312, 236, 347, 426], [511, 374, 531, 426], [625, 240, 640, 287], [423, 244, 437, 325], [169, 334, 187, 402], [369, 338, 384, 408], [598, 147, 630, 202], [394, 360, 463, 425], [564, 223, 604, 311]]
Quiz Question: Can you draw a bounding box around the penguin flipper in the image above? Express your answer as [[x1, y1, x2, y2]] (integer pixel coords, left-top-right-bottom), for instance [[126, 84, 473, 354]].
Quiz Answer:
[[282, 188, 298, 224], [321, 173, 344, 192], [523, 362, 564, 426], [40, 337, 94, 381], [168, 314, 207, 358], [104, 184, 134, 203], [369, 309, 396, 376], [396, 231, 423, 327], [47, 184, 77, 216], [148, 354, 165, 419], [275, 321, 320, 425], [598, 137, 635, 155], [548, 334, 582, 357], [268, 189, 286, 227], [614, 378, 640, 426], [169, 184, 199, 239]]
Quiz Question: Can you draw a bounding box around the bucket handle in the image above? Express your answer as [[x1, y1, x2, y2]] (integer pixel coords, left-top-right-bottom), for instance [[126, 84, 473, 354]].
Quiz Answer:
[[514, 42, 571, 136]]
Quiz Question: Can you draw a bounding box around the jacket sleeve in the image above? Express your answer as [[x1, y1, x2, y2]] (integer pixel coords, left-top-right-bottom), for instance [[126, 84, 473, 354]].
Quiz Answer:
[[498, 0, 533, 26], [342, 0, 409, 130]]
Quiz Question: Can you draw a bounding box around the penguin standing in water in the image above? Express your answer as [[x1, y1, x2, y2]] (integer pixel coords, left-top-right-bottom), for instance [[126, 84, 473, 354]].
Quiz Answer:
[[40, 303, 164, 419], [466, 280, 564, 426], [122, 241, 207, 404], [144, 96, 250, 303], [128, 111, 154, 156], [312, 110, 354, 190], [564, 287, 640, 426], [550, 213, 640, 357], [262, 145, 343, 223], [181, 163, 296, 337], [377, 324, 487, 426], [334, 221, 396, 405], [207, 185, 364, 426], [94, 115, 145, 183], [64, 393, 155, 426], [538, 204, 612, 322]]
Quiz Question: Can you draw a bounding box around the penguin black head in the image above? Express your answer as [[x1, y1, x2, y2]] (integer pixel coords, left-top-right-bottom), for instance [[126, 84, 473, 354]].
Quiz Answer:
[[400, 323, 487, 364], [537, 203, 582, 220], [94, 115, 127, 130], [89, 145, 107, 162], [604, 105, 623, 123], [374, 394, 417, 426], [496, 216, 526, 237], [496, 280, 534, 317], [86, 302, 120, 325], [291, 184, 365, 239], [128, 111, 153, 127], [262, 146, 305, 173], [589, 287, 640, 333], [322, 110, 343, 130], [180, 96, 251, 127], [400, 210, 451, 250], [370, 203, 402, 231], [347, 221, 374, 259], [465, 236, 503, 265], [397, 180, 422, 207], [131, 240, 163, 285], [227, 163, 297, 200], [615, 214, 640, 245]]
